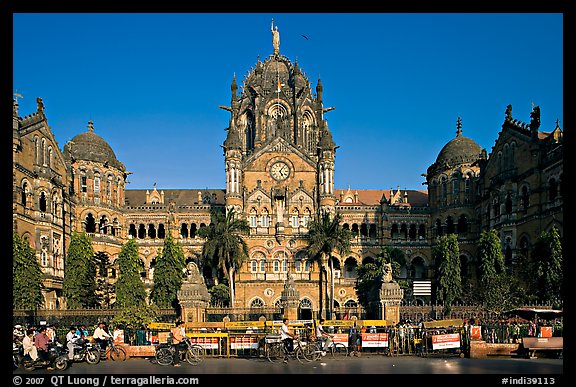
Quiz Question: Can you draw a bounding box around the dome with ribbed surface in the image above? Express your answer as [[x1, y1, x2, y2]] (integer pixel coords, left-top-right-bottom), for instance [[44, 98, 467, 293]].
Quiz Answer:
[[434, 118, 481, 166], [64, 121, 125, 171]]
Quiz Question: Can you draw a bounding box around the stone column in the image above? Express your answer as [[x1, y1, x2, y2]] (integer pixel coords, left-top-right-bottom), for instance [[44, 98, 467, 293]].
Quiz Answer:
[[177, 262, 211, 323], [280, 273, 300, 321]]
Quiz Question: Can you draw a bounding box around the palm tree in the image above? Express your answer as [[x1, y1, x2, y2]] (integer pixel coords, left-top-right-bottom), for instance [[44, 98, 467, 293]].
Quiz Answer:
[[197, 208, 249, 309], [306, 211, 351, 319]]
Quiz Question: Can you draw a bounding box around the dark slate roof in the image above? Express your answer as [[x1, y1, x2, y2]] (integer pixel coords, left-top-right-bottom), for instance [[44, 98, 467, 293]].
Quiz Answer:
[[435, 133, 482, 166], [124, 189, 226, 207], [65, 127, 125, 171]]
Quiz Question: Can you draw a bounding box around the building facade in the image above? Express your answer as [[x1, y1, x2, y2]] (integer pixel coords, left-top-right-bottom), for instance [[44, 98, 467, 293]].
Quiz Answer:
[[12, 30, 563, 317]]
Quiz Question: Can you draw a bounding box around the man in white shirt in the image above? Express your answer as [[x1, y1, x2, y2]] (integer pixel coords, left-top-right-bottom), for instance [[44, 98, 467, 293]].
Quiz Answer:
[[280, 318, 294, 363], [65, 326, 80, 360], [22, 329, 38, 361], [93, 322, 112, 354], [316, 319, 333, 354]]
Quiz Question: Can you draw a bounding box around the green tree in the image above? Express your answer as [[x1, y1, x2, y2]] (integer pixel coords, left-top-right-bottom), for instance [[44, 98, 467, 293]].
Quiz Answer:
[[13, 233, 44, 310], [112, 304, 159, 345], [208, 283, 230, 307], [94, 251, 115, 308], [477, 229, 509, 312], [115, 239, 147, 308], [63, 231, 99, 308], [150, 233, 186, 309], [306, 211, 351, 319], [433, 234, 461, 316], [198, 208, 249, 308], [355, 247, 406, 312], [532, 227, 563, 305]]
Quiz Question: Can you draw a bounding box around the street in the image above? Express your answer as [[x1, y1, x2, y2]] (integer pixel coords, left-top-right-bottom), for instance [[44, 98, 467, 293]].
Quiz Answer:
[[13, 355, 563, 378]]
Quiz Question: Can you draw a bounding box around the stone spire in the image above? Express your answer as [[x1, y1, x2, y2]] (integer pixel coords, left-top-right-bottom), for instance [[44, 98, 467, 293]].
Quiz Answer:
[[456, 116, 462, 137]]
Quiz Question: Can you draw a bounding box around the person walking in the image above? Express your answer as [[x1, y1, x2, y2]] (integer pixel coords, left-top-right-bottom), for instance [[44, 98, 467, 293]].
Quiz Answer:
[[279, 318, 294, 363], [170, 320, 187, 367]]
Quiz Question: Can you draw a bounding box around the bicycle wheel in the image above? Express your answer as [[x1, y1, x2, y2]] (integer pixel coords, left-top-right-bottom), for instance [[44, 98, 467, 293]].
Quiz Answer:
[[109, 345, 127, 361], [185, 346, 202, 366], [266, 342, 283, 363], [155, 348, 174, 366], [191, 344, 206, 357], [328, 343, 348, 358], [298, 341, 321, 362]]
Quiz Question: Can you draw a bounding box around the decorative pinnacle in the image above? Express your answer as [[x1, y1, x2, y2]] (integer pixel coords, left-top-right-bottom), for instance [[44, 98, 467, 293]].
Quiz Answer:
[[88, 120, 94, 132], [456, 116, 462, 137]]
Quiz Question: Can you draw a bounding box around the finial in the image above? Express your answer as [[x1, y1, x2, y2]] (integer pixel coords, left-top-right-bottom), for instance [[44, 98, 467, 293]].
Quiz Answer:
[[88, 120, 94, 132], [456, 116, 462, 137], [14, 90, 23, 104], [36, 97, 44, 112], [154, 182, 157, 189], [555, 118, 560, 128]]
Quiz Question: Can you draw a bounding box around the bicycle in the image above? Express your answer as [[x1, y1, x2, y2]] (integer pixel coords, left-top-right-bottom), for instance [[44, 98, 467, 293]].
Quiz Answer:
[[154, 337, 203, 366], [312, 337, 349, 359], [96, 337, 127, 361], [266, 335, 317, 364]]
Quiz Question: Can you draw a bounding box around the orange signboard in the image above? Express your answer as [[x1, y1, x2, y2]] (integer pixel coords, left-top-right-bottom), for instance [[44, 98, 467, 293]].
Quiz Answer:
[[470, 325, 482, 341], [540, 326, 553, 338]]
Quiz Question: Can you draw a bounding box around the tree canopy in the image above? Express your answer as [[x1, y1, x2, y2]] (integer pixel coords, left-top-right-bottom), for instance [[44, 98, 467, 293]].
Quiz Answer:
[[13, 233, 44, 310], [115, 238, 147, 308], [63, 231, 99, 308], [150, 233, 186, 309]]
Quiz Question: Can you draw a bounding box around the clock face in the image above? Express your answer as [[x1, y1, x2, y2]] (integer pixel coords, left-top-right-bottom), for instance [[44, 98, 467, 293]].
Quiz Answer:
[[270, 161, 290, 181]]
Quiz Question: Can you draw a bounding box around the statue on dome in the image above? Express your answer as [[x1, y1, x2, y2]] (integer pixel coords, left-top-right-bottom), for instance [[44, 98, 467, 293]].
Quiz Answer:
[[271, 19, 280, 55]]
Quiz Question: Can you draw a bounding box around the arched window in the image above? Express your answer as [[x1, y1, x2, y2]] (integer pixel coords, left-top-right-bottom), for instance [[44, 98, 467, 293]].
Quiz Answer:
[[505, 193, 513, 214], [549, 178, 558, 201], [99, 215, 108, 234], [369, 224, 377, 238], [48, 147, 53, 169], [391, 223, 399, 239], [85, 213, 96, 233], [521, 186, 529, 211], [148, 224, 156, 239], [457, 215, 468, 234], [34, 136, 39, 164], [158, 224, 165, 239], [39, 192, 47, 212], [351, 223, 359, 236], [250, 261, 258, 272], [250, 298, 265, 308], [446, 216, 455, 234], [129, 224, 137, 238], [41, 138, 47, 166], [435, 218, 443, 236], [138, 224, 146, 239], [418, 224, 426, 239], [21, 182, 28, 205], [190, 223, 197, 238], [441, 177, 447, 201], [360, 223, 368, 237], [181, 223, 189, 238], [400, 224, 408, 239], [409, 224, 417, 240]]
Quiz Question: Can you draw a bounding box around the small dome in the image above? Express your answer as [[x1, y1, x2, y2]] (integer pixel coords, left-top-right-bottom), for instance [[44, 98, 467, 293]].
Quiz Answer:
[[434, 117, 481, 166], [65, 121, 125, 171]]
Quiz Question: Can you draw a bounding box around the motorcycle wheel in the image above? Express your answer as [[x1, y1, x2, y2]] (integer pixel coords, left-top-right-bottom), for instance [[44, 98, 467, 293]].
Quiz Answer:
[[22, 361, 36, 372], [54, 357, 68, 371], [86, 349, 101, 364]]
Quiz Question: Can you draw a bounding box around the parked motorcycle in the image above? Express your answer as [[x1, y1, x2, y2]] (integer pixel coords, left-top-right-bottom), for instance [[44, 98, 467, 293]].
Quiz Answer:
[[19, 341, 68, 371], [63, 338, 100, 364], [13, 342, 23, 370]]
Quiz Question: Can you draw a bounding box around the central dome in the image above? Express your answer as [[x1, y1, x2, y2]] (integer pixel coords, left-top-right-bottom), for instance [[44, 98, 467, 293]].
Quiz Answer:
[[435, 133, 482, 166], [64, 121, 125, 171]]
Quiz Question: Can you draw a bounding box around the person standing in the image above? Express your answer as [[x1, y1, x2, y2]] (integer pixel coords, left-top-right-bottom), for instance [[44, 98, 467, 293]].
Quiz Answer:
[[279, 318, 294, 363], [170, 320, 187, 367]]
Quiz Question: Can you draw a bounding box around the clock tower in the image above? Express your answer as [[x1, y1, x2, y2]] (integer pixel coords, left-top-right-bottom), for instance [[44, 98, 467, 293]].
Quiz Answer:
[[221, 26, 337, 237]]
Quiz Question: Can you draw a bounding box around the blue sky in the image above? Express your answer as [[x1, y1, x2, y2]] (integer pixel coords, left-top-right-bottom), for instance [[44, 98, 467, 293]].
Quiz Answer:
[[13, 13, 563, 191]]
